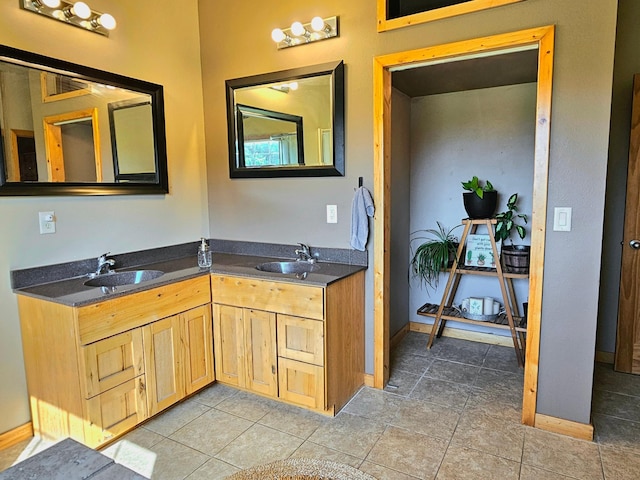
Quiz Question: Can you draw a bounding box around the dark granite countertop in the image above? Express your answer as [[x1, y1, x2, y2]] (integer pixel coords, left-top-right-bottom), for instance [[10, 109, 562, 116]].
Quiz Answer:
[[13, 250, 366, 307]]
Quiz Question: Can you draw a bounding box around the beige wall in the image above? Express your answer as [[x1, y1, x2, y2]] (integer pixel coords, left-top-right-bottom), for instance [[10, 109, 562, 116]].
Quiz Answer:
[[200, 0, 618, 425], [0, 0, 207, 434]]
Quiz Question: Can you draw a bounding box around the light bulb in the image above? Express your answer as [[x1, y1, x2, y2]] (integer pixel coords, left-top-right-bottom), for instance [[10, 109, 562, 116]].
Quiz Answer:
[[97, 13, 116, 30], [271, 28, 286, 43], [72, 1, 91, 19], [311, 16, 325, 32], [42, 0, 61, 8], [290, 21, 305, 37]]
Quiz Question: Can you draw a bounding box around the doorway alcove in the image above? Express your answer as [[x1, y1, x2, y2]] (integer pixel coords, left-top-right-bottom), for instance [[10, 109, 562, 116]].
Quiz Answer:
[[373, 26, 555, 430], [389, 47, 539, 350]]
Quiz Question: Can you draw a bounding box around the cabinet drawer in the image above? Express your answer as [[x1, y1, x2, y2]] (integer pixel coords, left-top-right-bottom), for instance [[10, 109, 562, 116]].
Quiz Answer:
[[278, 357, 325, 410], [77, 276, 211, 344], [81, 328, 144, 398], [211, 275, 324, 320], [277, 314, 324, 366], [83, 376, 147, 448]]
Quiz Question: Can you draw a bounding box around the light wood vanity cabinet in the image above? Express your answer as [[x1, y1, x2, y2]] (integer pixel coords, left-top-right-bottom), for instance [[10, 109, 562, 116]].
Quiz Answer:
[[17, 276, 213, 448], [211, 271, 364, 415]]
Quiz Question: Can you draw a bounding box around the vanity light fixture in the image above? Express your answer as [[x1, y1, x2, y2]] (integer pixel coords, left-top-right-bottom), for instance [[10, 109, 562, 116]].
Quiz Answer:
[[271, 15, 338, 49], [269, 81, 300, 93], [21, 0, 117, 37]]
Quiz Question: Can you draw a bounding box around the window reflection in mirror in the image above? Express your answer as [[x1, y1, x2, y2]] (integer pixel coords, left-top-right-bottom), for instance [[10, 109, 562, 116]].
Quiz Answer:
[[109, 99, 156, 182], [0, 44, 168, 195], [236, 105, 304, 168], [226, 60, 344, 178]]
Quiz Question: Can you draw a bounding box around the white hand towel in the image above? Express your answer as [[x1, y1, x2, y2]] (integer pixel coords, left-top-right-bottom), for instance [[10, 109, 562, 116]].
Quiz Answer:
[[350, 186, 375, 251]]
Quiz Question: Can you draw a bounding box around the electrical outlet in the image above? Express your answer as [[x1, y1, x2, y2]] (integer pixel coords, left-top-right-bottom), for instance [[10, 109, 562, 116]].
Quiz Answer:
[[327, 205, 337, 223], [39, 211, 56, 234]]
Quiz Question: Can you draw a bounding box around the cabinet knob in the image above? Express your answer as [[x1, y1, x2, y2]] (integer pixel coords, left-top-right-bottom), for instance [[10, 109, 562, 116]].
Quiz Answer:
[[630, 240, 640, 250]]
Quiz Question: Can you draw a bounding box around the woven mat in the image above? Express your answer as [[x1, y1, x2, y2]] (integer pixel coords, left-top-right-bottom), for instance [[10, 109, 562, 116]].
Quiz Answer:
[[226, 458, 377, 480]]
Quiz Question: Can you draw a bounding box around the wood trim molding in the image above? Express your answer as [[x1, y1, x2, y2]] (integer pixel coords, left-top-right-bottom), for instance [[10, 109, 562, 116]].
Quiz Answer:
[[0, 422, 33, 451], [390, 324, 410, 350], [410, 321, 514, 347], [373, 25, 555, 429], [363, 373, 375, 387], [377, 0, 525, 33], [522, 24, 554, 427], [373, 56, 391, 389], [595, 350, 615, 364], [534, 413, 594, 441]]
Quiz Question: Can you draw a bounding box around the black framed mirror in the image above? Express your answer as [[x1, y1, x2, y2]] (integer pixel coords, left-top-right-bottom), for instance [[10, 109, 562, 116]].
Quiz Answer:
[[0, 44, 168, 195], [226, 60, 344, 178]]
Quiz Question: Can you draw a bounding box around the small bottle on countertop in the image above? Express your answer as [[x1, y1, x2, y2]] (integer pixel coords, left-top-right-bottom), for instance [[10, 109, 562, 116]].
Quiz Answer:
[[197, 237, 212, 268]]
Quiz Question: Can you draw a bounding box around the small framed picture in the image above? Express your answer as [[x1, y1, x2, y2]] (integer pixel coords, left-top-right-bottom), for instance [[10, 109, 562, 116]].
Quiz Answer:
[[465, 234, 500, 268]]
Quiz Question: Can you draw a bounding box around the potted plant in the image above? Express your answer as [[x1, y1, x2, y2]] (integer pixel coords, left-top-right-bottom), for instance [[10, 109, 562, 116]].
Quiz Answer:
[[462, 176, 498, 219], [410, 222, 461, 290], [494, 193, 530, 273]]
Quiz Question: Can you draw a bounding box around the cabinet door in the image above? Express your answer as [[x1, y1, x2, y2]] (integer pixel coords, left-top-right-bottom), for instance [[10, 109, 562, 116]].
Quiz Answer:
[[244, 309, 278, 397], [277, 314, 324, 366], [84, 376, 147, 448], [143, 315, 183, 415], [278, 357, 325, 410], [182, 304, 214, 395], [212, 304, 245, 387], [81, 328, 144, 398]]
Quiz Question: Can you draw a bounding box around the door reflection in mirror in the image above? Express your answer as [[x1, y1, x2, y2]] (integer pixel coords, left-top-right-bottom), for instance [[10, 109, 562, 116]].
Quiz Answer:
[[43, 108, 101, 182]]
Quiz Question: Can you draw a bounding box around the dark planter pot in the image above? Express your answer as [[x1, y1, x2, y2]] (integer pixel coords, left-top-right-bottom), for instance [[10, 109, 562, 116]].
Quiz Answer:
[[502, 245, 531, 274], [463, 191, 498, 219]]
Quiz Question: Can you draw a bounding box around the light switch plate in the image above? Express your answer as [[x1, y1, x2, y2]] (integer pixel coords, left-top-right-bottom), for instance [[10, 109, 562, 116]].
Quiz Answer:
[[553, 207, 572, 231], [327, 205, 337, 223]]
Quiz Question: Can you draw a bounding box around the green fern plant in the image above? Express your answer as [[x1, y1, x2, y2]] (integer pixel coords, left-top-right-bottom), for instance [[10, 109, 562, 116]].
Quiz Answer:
[[410, 222, 461, 290]]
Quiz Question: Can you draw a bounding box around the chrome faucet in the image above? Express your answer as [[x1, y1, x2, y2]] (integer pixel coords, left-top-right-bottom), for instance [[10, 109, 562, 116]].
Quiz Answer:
[[295, 243, 314, 263], [95, 252, 115, 275]]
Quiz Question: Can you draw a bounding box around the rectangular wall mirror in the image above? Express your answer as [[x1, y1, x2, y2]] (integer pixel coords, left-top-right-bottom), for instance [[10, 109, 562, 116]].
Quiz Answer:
[[226, 60, 344, 178], [0, 45, 168, 195]]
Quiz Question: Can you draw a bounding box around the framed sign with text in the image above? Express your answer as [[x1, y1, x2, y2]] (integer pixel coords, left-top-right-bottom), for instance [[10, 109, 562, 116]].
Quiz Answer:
[[464, 233, 500, 268]]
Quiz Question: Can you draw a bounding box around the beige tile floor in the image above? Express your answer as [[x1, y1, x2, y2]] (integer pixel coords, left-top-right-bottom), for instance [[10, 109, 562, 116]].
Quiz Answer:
[[1, 332, 639, 479]]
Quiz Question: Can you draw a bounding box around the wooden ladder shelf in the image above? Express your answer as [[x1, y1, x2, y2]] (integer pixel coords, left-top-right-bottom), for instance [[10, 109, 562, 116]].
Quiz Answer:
[[419, 218, 528, 366]]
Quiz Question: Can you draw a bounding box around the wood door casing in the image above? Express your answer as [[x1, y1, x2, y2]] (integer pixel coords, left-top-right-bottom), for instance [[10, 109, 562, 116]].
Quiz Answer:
[[616, 74, 640, 374], [373, 26, 555, 427]]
